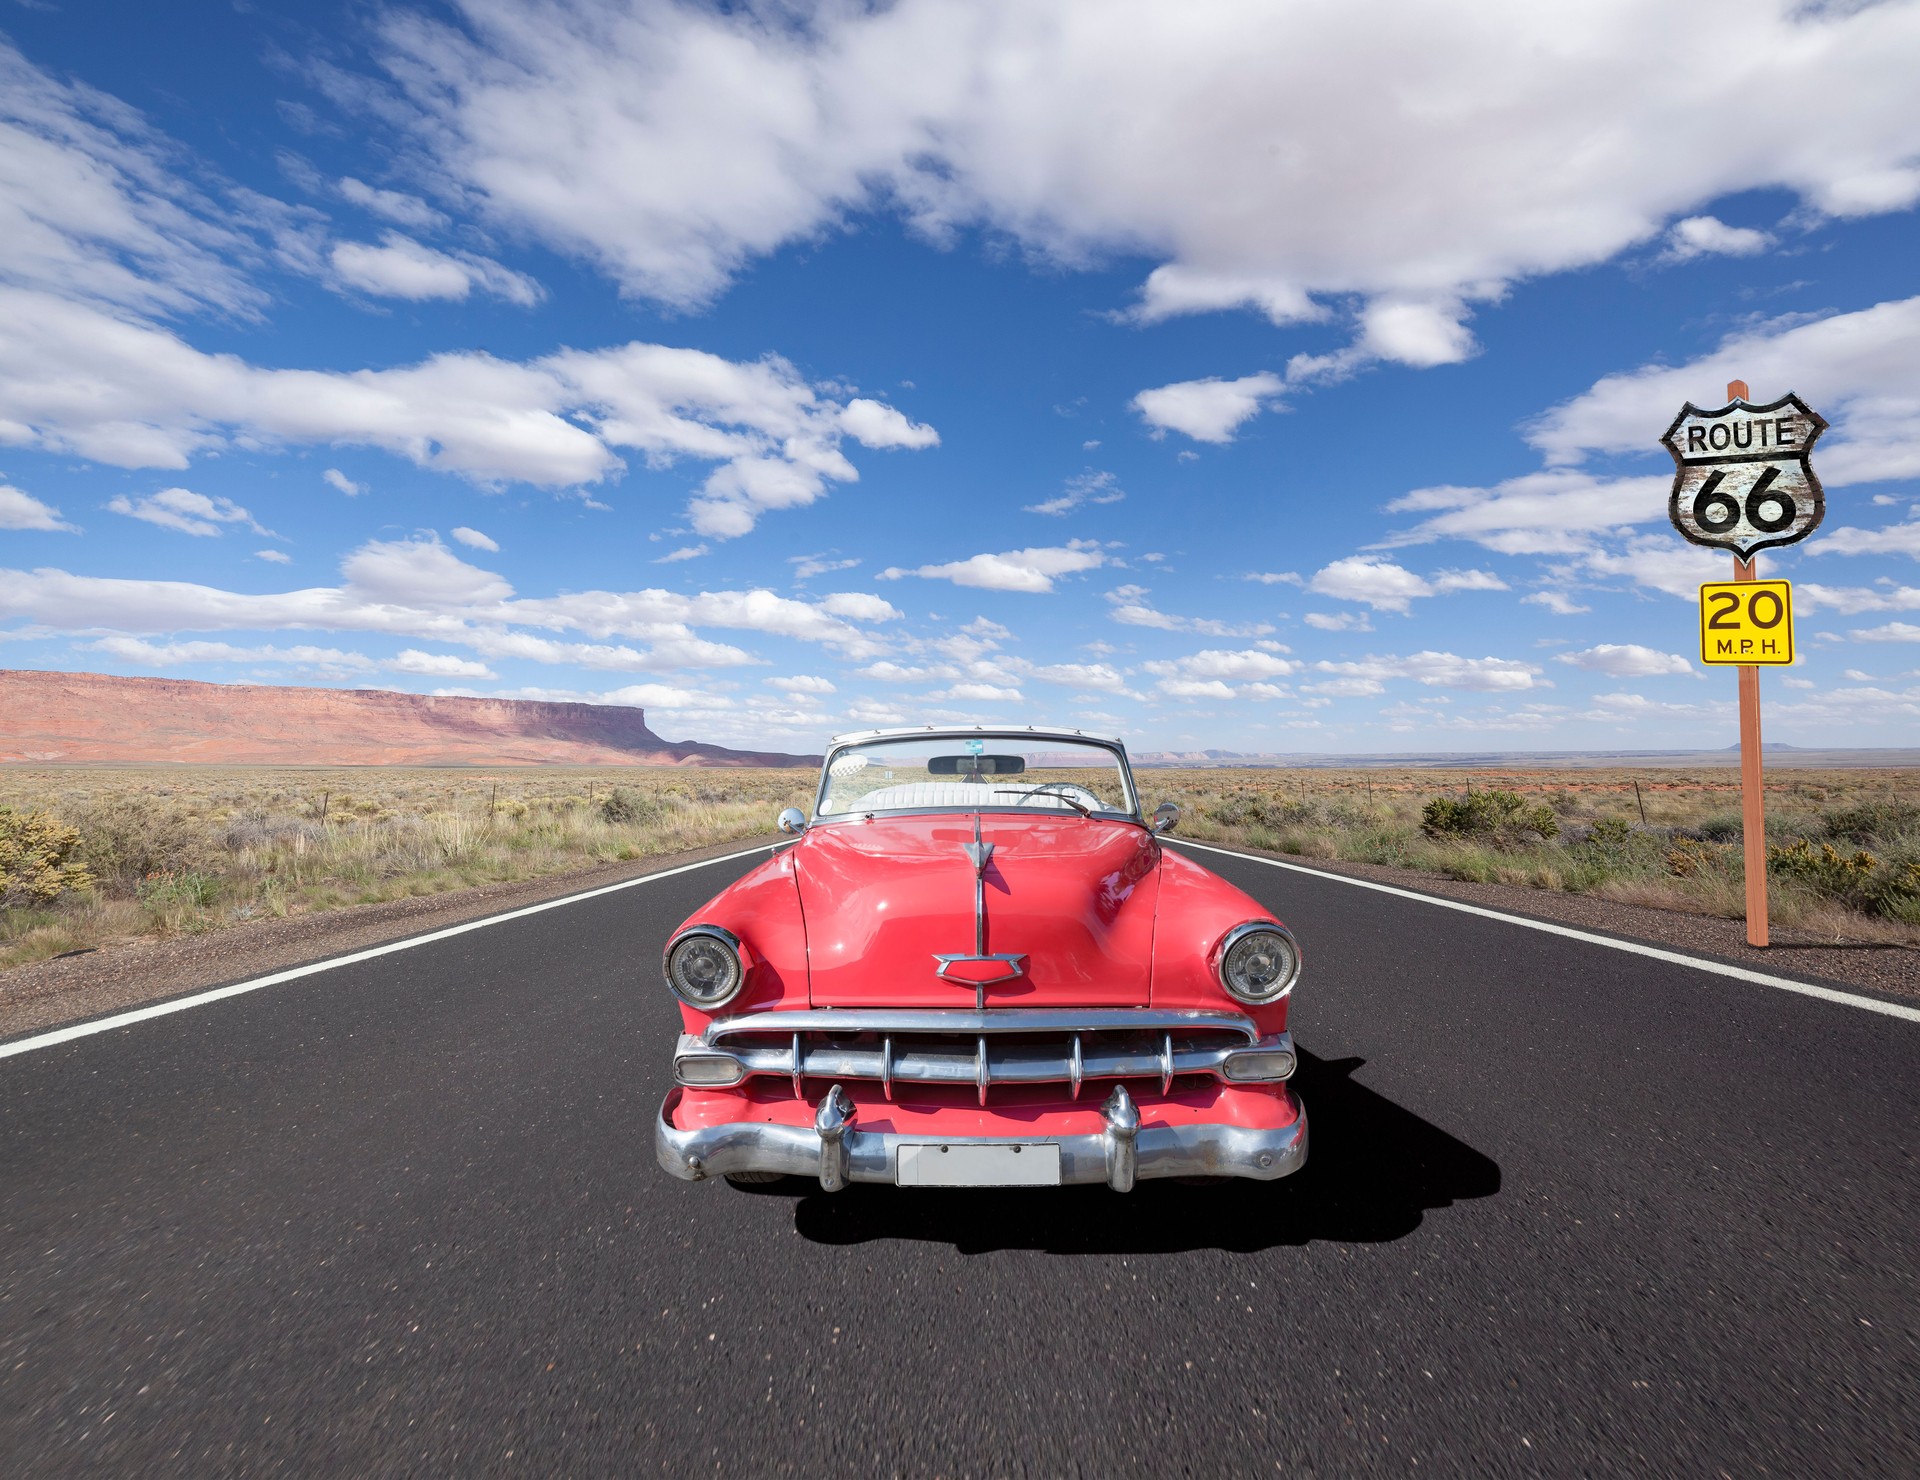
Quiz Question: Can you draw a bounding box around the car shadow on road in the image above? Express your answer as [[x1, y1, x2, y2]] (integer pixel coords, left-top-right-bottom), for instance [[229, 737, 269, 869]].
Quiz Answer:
[[777, 1048, 1502, 1255]]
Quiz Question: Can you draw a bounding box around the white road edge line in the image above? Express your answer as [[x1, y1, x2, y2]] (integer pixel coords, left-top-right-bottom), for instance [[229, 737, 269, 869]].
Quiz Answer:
[[1172, 838, 1920, 1026], [0, 843, 780, 1061]]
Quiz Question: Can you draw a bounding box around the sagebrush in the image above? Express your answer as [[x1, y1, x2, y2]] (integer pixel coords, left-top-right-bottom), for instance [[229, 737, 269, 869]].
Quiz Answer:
[[0, 767, 812, 970]]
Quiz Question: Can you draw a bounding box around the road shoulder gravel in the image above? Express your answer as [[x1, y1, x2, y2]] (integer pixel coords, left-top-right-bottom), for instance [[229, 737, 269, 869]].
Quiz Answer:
[[0, 835, 778, 1042]]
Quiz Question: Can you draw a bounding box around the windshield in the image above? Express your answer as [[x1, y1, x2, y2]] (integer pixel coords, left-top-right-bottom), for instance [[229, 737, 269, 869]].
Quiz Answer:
[[816, 734, 1138, 821]]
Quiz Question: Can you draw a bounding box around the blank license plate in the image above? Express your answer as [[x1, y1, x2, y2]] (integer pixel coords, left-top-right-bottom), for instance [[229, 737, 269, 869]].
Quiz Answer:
[[896, 1143, 1061, 1187]]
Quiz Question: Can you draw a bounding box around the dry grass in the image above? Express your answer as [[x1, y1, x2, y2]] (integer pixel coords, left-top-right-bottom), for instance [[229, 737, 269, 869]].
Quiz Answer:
[[5, 762, 1917, 973], [0, 767, 812, 970], [1136, 766, 1920, 944]]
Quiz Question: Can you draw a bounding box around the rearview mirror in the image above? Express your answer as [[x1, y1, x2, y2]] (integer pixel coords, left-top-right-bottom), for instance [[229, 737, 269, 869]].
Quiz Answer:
[[1151, 802, 1181, 835], [928, 754, 1026, 776], [776, 807, 807, 835]]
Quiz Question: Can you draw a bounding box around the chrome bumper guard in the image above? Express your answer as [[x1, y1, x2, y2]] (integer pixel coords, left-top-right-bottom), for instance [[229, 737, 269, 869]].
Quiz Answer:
[[657, 1082, 1308, 1192]]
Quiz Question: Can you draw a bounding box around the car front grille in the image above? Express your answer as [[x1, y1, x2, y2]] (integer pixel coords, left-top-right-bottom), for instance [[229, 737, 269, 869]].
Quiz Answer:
[[674, 1008, 1289, 1104]]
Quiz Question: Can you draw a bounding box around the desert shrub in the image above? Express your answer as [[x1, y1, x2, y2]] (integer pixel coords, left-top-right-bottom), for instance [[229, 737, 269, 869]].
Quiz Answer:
[[1664, 836, 1722, 879], [1767, 838, 1878, 907], [0, 807, 96, 904], [1570, 815, 1662, 879], [1696, 811, 1744, 844], [1421, 790, 1558, 845], [1767, 838, 1920, 923], [222, 814, 323, 852], [137, 868, 220, 933], [600, 787, 666, 826], [1862, 863, 1920, 925], [71, 795, 212, 890], [1822, 802, 1920, 846]]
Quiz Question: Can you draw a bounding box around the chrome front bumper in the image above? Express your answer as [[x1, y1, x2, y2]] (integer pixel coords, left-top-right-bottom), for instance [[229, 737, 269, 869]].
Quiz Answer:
[[656, 1082, 1308, 1192]]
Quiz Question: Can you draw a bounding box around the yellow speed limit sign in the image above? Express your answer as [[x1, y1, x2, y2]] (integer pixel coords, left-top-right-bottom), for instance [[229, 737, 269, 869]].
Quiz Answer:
[[1698, 579, 1794, 665]]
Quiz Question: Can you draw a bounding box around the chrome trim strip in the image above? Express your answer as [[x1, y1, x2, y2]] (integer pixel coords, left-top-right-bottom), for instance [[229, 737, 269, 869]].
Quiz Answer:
[[703, 1008, 1261, 1041], [673, 1026, 1293, 1093], [828, 723, 1124, 747], [656, 1088, 1308, 1190]]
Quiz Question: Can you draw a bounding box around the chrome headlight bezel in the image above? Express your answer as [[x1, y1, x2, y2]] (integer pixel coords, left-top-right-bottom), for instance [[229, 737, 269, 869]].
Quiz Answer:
[[663, 924, 746, 1009], [1213, 921, 1302, 1005]]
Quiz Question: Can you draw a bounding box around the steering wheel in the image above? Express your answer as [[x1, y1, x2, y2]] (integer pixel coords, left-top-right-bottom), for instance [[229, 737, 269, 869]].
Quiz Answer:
[[996, 783, 1094, 816]]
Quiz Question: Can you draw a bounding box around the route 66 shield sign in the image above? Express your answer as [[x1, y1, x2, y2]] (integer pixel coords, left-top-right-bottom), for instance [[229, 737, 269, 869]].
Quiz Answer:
[[1662, 393, 1827, 558]]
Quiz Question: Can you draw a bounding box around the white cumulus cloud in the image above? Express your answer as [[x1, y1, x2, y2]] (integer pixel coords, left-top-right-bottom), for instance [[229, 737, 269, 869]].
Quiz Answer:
[[1850, 622, 1920, 643], [1664, 215, 1771, 262], [1104, 585, 1274, 636], [1142, 648, 1297, 682], [1529, 295, 1920, 488], [0, 483, 75, 531], [389, 648, 496, 678], [1314, 651, 1546, 692], [1308, 556, 1506, 613], [330, 233, 544, 306], [337, 176, 450, 231], [1131, 374, 1281, 443], [1557, 644, 1694, 677], [839, 398, 940, 449], [0, 288, 936, 536], [106, 486, 273, 538], [370, 1, 1920, 365], [881, 541, 1107, 593]]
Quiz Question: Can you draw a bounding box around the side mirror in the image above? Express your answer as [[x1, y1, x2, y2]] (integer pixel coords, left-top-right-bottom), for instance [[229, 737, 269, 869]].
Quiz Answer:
[[1151, 802, 1180, 835], [777, 807, 808, 836]]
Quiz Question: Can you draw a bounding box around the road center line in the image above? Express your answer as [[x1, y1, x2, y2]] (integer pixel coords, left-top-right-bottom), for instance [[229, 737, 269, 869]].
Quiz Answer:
[[0, 843, 780, 1061], [1172, 838, 1920, 1026]]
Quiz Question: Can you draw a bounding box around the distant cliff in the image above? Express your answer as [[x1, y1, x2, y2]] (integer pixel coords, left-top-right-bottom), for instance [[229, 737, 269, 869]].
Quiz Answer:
[[0, 670, 817, 768]]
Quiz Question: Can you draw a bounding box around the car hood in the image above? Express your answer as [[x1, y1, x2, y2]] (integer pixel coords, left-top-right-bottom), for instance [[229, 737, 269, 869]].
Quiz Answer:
[[793, 813, 1160, 1008]]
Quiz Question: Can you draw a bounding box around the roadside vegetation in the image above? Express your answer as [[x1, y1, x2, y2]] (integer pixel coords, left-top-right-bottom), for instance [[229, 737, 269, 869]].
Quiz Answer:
[[1141, 767, 1920, 945], [0, 767, 812, 971], [4, 763, 1916, 974]]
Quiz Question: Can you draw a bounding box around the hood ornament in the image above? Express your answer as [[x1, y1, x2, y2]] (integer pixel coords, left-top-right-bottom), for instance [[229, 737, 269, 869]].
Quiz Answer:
[[934, 814, 1025, 1010]]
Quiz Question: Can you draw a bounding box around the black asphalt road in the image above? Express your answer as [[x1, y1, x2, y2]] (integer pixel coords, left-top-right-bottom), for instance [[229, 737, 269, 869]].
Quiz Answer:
[[4, 843, 1917, 1477]]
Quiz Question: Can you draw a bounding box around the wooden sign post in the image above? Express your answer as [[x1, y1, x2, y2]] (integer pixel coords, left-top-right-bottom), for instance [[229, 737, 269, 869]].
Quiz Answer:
[[1729, 380, 1769, 947], [1662, 380, 1827, 948]]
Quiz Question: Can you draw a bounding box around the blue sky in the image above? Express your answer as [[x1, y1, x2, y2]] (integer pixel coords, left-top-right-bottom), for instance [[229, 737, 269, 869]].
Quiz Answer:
[[3, 0, 1919, 755]]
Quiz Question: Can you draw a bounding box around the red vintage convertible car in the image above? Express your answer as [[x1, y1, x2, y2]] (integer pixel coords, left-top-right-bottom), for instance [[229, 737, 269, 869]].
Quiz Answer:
[[655, 726, 1306, 1190]]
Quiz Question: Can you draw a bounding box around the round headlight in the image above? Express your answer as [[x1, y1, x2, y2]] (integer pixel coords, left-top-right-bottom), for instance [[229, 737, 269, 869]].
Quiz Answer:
[[665, 927, 744, 1008], [1217, 924, 1300, 1004]]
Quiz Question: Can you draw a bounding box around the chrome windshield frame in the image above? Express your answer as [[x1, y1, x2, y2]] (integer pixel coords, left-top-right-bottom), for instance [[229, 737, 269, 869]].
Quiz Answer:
[[811, 725, 1143, 826]]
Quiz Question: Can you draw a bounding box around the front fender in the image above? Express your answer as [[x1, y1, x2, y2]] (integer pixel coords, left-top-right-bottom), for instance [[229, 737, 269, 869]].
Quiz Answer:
[[668, 847, 811, 1032], [1150, 847, 1293, 1033]]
